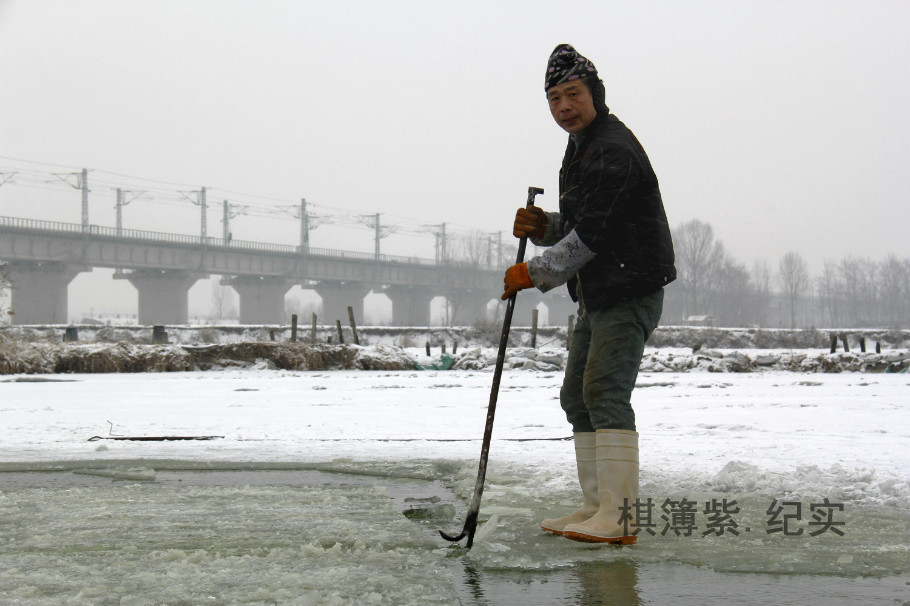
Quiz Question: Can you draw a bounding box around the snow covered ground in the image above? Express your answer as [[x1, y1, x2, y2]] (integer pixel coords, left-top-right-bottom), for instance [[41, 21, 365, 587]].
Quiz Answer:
[[1, 348, 909, 605]]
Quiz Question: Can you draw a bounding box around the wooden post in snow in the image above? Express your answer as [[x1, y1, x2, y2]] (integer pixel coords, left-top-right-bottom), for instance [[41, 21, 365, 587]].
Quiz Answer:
[[152, 325, 168, 345], [347, 306, 359, 345], [291, 314, 298, 342], [311, 313, 317, 344], [336, 320, 344, 344], [531, 308, 539, 348]]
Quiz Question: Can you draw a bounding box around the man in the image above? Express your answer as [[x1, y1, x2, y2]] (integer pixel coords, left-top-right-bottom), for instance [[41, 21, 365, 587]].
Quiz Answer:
[[503, 44, 675, 544]]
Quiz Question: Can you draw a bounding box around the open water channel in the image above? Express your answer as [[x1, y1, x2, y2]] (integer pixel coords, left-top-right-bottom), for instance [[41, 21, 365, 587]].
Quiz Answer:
[[2, 466, 908, 606]]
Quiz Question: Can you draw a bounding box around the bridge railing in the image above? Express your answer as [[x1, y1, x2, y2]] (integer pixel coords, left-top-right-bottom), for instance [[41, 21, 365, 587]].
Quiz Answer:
[[0, 215, 442, 266]]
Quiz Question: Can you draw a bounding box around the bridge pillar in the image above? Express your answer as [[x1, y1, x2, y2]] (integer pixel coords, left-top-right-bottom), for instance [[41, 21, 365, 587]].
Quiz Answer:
[[385, 285, 434, 327], [229, 276, 294, 325], [542, 293, 579, 326], [123, 269, 199, 325], [449, 289, 496, 326], [312, 281, 371, 325], [5, 261, 81, 324]]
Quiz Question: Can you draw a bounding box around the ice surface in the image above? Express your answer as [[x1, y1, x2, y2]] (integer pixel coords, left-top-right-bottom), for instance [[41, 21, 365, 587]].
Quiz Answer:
[[1, 481, 457, 605], [1, 363, 909, 603]]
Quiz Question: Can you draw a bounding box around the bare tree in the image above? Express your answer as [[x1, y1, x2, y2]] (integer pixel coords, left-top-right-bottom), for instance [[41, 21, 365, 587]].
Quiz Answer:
[[659, 219, 907, 329], [449, 230, 489, 268], [878, 255, 909, 328], [778, 251, 809, 328], [859, 257, 881, 324], [209, 281, 237, 322], [751, 260, 772, 327], [816, 260, 843, 327], [837, 257, 860, 325], [671, 219, 725, 319], [440, 230, 496, 326], [712, 254, 751, 326], [838, 256, 880, 326]]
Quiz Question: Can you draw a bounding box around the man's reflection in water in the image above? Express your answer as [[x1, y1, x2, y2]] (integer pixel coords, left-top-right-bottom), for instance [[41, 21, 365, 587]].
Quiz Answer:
[[573, 559, 641, 606], [453, 557, 640, 605]]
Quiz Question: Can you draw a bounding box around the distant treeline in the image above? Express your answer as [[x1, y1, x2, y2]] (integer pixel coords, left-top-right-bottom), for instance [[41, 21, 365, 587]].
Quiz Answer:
[[663, 220, 909, 329]]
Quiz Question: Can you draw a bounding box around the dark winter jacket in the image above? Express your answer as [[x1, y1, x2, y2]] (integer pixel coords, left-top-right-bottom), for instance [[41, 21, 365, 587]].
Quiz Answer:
[[526, 110, 676, 312]]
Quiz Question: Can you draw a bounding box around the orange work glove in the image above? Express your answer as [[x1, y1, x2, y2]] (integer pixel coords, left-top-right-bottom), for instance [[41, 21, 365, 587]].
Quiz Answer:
[[502, 262, 533, 300], [513, 206, 547, 239]]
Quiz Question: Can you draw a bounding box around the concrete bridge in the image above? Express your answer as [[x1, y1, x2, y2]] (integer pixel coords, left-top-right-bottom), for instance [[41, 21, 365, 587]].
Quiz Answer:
[[0, 216, 576, 326]]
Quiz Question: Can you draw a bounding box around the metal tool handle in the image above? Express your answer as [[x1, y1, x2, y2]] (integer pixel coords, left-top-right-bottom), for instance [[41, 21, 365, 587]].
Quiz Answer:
[[439, 186, 543, 548], [515, 186, 545, 265]]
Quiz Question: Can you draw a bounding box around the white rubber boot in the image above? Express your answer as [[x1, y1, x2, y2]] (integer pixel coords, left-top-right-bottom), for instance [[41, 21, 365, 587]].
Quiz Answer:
[[563, 429, 639, 545], [541, 432, 598, 535]]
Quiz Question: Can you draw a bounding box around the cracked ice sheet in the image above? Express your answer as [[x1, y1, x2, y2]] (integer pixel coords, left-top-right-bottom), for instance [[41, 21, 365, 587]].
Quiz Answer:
[[1, 368, 909, 579], [0, 482, 457, 605]]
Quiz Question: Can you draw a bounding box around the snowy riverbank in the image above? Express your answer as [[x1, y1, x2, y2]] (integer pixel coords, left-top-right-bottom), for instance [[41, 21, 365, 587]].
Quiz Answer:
[[1, 339, 908, 375], [3, 323, 910, 350]]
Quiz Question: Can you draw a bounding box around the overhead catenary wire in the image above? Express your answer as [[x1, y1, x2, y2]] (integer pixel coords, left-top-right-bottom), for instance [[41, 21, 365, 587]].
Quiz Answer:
[[0, 171, 491, 238], [0, 156, 504, 256]]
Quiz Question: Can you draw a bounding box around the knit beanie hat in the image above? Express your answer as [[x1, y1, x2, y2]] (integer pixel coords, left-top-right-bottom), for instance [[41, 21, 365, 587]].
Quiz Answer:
[[545, 44, 598, 91]]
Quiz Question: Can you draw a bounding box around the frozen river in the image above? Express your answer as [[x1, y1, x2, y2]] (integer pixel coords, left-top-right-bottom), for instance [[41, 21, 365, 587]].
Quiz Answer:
[[1, 364, 909, 604]]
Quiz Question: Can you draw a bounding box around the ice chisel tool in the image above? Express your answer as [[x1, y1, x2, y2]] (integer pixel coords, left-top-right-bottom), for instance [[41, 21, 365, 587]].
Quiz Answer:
[[440, 185, 544, 548]]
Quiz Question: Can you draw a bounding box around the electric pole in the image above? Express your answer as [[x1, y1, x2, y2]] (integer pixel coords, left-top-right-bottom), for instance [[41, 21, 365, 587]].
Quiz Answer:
[[373, 213, 381, 260], [279, 197, 325, 253], [357, 212, 398, 261], [52, 168, 91, 228], [114, 189, 143, 236], [422, 223, 448, 265], [300, 198, 309, 253], [116, 189, 124, 235], [179, 187, 208, 241], [221, 200, 246, 244], [223, 200, 230, 242], [198, 187, 207, 241], [80, 168, 89, 229]]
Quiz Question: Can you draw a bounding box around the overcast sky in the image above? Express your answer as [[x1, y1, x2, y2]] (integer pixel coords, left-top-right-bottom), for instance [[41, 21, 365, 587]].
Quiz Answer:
[[2, 0, 908, 283]]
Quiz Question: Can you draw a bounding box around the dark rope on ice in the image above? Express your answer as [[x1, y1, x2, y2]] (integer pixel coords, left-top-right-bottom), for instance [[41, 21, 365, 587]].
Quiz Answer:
[[88, 435, 225, 442], [86, 435, 568, 443]]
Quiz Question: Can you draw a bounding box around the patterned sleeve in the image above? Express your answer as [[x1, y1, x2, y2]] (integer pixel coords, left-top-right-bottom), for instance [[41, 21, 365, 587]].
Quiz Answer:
[[525, 228, 596, 293]]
